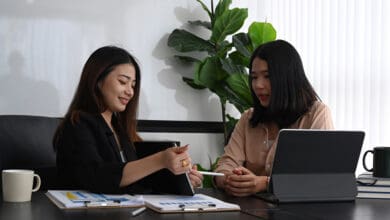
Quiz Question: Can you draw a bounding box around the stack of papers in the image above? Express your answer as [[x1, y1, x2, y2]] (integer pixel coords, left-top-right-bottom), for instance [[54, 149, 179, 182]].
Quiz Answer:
[[140, 193, 240, 213], [46, 190, 144, 209]]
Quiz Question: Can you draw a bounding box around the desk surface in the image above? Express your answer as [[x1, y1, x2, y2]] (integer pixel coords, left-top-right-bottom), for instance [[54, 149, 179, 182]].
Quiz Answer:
[[1, 188, 390, 220]]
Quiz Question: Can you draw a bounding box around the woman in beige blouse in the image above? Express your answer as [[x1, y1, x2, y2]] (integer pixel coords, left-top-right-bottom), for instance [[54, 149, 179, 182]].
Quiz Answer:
[[214, 40, 334, 197]]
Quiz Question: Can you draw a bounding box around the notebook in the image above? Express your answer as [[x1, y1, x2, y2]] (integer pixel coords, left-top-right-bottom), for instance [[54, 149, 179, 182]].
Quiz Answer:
[[134, 140, 195, 196], [254, 129, 365, 203]]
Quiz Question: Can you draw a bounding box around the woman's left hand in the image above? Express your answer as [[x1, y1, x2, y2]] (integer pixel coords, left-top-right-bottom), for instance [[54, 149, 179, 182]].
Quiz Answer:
[[188, 164, 203, 188], [224, 166, 268, 197]]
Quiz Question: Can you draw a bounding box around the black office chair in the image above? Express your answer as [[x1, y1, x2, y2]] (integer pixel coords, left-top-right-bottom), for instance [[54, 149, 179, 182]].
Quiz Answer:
[[0, 115, 64, 191]]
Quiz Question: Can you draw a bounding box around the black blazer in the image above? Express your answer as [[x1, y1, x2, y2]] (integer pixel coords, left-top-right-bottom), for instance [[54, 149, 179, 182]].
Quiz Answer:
[[55, 112, 150, 194]]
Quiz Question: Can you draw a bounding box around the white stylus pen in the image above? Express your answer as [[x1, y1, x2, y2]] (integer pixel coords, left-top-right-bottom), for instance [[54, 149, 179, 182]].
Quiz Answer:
[[198, 171, 225, 176], [131, 207, 146, 216]]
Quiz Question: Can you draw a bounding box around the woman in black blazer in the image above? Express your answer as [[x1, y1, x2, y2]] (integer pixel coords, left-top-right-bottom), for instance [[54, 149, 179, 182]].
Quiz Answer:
[[54, 46, 202, 194]]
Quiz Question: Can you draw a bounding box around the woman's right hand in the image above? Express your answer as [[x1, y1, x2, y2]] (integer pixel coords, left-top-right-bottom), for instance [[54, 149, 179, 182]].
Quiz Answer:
[[161, 145, 192, 175]]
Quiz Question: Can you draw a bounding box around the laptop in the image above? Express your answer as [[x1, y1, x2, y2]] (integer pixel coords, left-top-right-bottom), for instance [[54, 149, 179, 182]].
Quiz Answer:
[[254, 129, 365, 203], [133, 140, 194, 196]]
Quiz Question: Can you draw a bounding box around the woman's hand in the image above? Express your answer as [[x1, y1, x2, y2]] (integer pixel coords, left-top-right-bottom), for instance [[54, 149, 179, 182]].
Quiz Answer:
[[188, 164, 203, 187], [161, 145, 192, 175], [223, 166, 268, 197]]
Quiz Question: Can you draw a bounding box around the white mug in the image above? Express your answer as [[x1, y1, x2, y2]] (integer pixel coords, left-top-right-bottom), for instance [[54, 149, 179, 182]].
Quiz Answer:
[[2, 169, 41, 202]]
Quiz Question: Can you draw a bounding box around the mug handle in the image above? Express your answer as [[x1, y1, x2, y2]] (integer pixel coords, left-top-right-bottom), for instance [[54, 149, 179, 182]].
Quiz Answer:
[[363, 150, 374, 172], [32, 174, 41, 192]]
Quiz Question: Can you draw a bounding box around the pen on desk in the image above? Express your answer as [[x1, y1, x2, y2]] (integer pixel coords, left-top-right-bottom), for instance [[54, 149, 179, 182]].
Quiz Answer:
[[198, 171, 225, 176], [131, 207, 146, 216]]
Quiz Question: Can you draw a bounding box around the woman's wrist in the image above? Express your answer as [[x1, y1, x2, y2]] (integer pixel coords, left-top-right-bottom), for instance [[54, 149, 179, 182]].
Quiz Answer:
[[153, 150, 165, 170], [255, 176, 268, 192], [214, 175, 226, 189]]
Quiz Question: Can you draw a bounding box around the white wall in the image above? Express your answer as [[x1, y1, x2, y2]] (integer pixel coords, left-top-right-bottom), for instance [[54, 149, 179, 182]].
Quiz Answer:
[[0, 0, 227, 121], [0, 0, 238, 166]]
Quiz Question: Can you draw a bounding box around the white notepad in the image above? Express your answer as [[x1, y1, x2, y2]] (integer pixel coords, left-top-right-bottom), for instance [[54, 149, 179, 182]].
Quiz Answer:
[[140, 193, 240, 213]]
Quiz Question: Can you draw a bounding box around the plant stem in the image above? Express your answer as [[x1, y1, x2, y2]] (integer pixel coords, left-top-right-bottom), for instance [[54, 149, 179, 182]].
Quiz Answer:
[[220, 99, 227, 145], [211, 0, 214, 16]]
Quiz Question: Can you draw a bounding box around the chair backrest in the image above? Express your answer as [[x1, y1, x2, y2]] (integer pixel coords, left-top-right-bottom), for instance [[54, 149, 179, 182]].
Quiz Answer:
[[0, 115, 62, 190]]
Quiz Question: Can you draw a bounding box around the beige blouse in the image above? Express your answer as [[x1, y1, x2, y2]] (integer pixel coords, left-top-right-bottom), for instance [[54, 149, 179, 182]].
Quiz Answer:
[[215, 101, 334, 176]]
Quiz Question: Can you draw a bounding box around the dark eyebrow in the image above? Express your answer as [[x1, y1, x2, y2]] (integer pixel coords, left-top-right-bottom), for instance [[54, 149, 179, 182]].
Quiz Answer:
[[250, 69, 268, 74], [118, 74, 131, 80], [259, 69, 268, 74]]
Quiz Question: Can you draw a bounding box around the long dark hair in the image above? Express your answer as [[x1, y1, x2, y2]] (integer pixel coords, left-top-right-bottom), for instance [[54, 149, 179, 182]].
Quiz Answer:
[[249, 40, 319, 128], [54, 46, 141, 146]]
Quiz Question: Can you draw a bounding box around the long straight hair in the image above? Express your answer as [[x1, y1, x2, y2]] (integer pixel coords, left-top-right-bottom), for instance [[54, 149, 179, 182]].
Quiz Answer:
[[54, 46, 141, 147], [249, 40, 319, 128]]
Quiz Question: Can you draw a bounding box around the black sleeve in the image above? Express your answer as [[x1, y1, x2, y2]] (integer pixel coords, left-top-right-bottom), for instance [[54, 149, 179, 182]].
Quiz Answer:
[[56, 115, 126, 194]]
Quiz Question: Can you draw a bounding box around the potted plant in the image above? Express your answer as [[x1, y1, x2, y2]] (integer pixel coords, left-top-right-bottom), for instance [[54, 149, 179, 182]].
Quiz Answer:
[[168, 0, 277, 145], [167, 0, 277, 187]]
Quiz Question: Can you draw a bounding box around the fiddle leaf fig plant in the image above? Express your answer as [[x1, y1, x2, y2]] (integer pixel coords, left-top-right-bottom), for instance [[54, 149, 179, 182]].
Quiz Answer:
[[168, 0, 277, 144]]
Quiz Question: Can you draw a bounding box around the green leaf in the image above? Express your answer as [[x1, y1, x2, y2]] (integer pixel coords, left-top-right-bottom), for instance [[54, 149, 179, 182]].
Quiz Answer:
[[188, 20, 211, 30], [220, 58, 247, 74], [229, 51, 250, 67], [183, 77, 206, 89], [210, 157, 220, 171], [226, 115, 239, 139], [195, 0, 212, 21], [225, 92, 251, 113], [216, 40, 233, 58], [196, 163, 213, 188], [210, 8, 248, 44], [174, 55, 200, 63], [215, 0, 232, 19], [225, 73, 253, 110], [194, 57, 228, 89], [232, 32, 252, 57], [248, 22, 277, 49], [212, 85, 229, 104], [193, 61, 203, 86], [225, 90, 250, 112], [213, 81, 250, 113], [168, 29, 215, 53]]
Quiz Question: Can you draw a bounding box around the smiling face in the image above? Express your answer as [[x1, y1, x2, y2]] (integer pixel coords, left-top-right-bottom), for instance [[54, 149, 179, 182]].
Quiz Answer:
[[99, 63, 136, 116], [251, 57, 271, 107]]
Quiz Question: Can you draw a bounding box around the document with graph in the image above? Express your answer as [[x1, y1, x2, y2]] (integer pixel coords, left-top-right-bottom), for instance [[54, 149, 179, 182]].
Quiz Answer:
[[46, 190, 144, 209], [140, 193, 240, 213]]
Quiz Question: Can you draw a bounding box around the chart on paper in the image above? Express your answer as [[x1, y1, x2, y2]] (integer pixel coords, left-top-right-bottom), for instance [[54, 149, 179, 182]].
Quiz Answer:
[[140, 193, 240, 213]]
